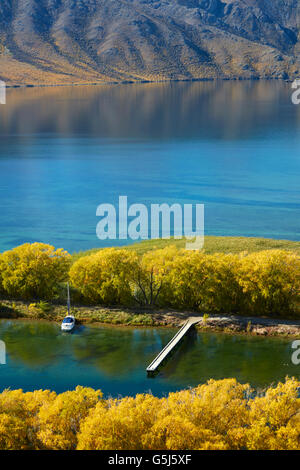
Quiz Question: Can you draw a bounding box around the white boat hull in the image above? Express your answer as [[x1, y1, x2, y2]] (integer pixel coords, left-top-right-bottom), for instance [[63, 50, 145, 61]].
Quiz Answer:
[[61, 315, 75, 332]]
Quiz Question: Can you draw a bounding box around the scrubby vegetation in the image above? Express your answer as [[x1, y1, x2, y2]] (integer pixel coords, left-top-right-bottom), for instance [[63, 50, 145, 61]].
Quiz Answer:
[[0, 241, 299, 318], [0, 300, 157, 326], [1, 378, 300, 450], [0, 243, 71, 300], [70, 246, 300, 316], [69, 248, 137, 305], [73, 236, 300, 260]]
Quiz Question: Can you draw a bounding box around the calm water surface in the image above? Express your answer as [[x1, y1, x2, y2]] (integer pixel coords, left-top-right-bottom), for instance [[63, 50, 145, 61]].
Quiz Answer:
[[0, 320, 298, 396], [0, 81, 299, 252]]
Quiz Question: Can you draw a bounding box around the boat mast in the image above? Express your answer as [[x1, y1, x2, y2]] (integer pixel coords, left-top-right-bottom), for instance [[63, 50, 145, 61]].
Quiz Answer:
[[67, 282, 71, 315]]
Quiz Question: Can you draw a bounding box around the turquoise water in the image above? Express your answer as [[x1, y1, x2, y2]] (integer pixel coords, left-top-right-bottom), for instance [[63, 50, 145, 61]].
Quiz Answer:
[[0, 320, 297, 396], [0, 81, 299, 253]]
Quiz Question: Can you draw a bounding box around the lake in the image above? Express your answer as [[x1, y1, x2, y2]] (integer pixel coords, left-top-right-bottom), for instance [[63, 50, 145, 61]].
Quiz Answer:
[[0, 320, 298, 396], [0, 81, 300, 253]]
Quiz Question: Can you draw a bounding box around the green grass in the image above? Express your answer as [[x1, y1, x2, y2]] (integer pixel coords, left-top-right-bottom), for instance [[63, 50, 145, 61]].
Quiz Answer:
[[0, 301, 159, 326], [72, 236, 300, 261], [79, 311, 155, 326]]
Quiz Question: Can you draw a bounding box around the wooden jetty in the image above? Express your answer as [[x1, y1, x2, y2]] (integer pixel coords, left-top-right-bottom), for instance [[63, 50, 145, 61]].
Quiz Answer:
[[146, 317, 202, 376]]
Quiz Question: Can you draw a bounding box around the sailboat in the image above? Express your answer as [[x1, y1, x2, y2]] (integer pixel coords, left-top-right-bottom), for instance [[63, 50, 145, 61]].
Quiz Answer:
[[61, 283, 75, 332]]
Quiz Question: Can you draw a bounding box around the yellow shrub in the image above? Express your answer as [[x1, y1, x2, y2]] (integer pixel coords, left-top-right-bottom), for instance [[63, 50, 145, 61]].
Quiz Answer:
[[1, 243, 299, 317], [37, 386, 102, 450], [146, 379, 250, 450], [77, 394, 162, 450], [0, 243, 71, 300], [160, 251, 243, 312], [69, 248, 139, 305], [137, 247, 300, 315], [0, 379, 300, 450], [0, 413, 28, 450], [243, 378, 300, 449], [144, 415, 228, 450], [238, 250, 300, 315], [0, 389, 56, 449], [131, 246, 181, 306]]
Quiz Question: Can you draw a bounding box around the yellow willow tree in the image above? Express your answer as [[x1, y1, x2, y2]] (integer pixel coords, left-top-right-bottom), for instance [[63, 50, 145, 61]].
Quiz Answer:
[[131, 246, 182, 307], [0, 243, 71, 300], [77, 394, 163, 450], [159, 250, 212, 310], [77, 379, 251, 450], [160, 251, 243, 313], [0, 414, 29, 450], [242, 378, 300, 450], [0, 379, 300, 450], [238, 250, 300, 315], [204, 253, 245, 313], [0, 389, 56, 450], [69, 248, 139, 305], [37, 386, 102, 450], [143, 378, 251, 450]]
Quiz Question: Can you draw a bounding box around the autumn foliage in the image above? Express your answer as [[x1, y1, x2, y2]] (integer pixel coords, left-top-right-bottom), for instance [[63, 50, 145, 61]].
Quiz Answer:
[[0, 243, 71, 300], [70, 247, 299, 316], [0, 243, 299, 316], [1, 379, 300, 450], [69, 248, 139, 305], [0, 243, 300, 316]]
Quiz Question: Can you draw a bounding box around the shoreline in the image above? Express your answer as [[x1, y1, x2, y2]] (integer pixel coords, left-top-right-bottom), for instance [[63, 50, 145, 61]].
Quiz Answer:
[[5, 76, 292, 90], [1, 299, 300, 338]]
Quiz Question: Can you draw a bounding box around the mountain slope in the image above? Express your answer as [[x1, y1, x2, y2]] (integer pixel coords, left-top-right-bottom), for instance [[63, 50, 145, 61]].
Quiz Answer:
[[0, 0, 299, 85]]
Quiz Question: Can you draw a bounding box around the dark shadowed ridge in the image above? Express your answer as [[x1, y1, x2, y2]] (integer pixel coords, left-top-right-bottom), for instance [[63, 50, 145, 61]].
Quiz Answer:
[[0, 0, 299, 85]]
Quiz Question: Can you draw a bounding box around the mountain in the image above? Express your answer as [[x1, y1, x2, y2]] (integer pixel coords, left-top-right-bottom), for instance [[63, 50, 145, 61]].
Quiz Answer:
[[0, 0, 299, 85]]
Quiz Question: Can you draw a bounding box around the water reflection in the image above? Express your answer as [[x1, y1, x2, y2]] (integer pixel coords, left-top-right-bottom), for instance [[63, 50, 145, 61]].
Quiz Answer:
[[0, 320, 298, 396], [1, 81, 299, 140], [0, 321, 61, 367], [164, 333, 294, 388], [71, 327, 168, 377], [0, 82, 300, 253]]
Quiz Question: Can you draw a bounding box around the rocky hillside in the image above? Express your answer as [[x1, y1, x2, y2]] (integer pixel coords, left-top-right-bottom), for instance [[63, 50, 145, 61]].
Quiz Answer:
[[0, 0, 299, 85]]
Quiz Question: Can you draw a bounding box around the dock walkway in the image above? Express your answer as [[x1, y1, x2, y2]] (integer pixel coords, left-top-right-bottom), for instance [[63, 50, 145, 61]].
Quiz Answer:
[[146, 317, 202, 375]]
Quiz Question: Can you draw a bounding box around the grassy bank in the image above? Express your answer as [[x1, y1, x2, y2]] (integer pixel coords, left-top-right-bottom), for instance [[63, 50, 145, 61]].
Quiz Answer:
[[72, 235, 300, 261], [0, 300, 158, 327], [2, 300, 300, 338]]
